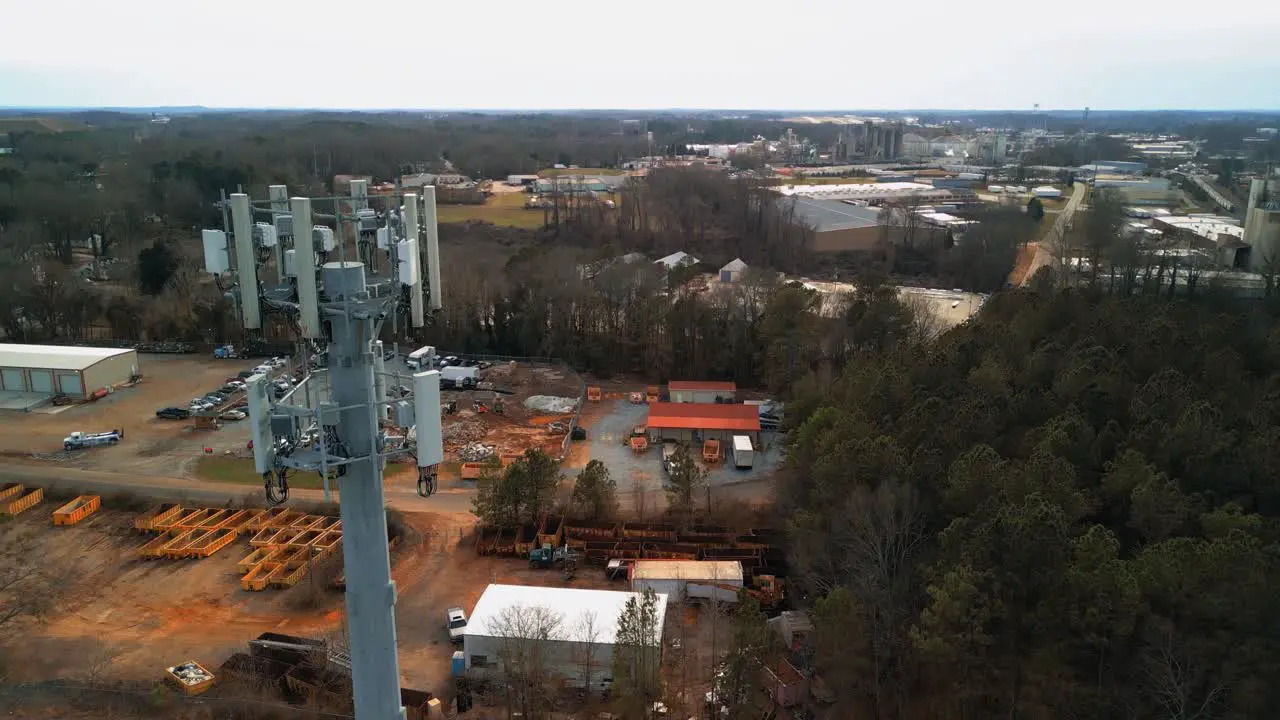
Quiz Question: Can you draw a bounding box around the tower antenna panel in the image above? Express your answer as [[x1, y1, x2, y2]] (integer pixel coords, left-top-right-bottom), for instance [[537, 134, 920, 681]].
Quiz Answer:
[[422, 187, 443, 311], [230, 194, 261, 329], [403, 192, 425, 327], [413, 370, 444, 468], [291, 197, 321, 338], [246, 374, 276, 473]]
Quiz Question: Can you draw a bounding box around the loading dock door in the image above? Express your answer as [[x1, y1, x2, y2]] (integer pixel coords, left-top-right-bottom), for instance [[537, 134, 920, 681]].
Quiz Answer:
[[1, 369, 24, 391], [29, 370, 54, 393], [57, 373, 82, 396]]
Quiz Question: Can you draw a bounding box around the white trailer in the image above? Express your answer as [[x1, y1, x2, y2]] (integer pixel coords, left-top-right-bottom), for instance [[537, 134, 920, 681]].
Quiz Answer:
[[686, 581, 741, 604], [732, 434, 754, 469], [440, 365, 479, 388]]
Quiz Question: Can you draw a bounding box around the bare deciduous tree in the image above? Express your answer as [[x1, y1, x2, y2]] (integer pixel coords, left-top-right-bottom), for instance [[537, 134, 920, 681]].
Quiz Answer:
[[490, 603, 565, 719], [571, 610, 603, 706]]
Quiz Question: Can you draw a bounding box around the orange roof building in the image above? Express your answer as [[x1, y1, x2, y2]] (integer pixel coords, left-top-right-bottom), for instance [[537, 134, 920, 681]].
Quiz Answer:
[[646, 402, 759, 432]]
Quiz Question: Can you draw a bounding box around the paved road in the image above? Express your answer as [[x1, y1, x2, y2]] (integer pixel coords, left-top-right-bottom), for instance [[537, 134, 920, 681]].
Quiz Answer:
[[1022, 181, 1086, 286], [0, 462, 477, 514], [0, 461, 774, 516]]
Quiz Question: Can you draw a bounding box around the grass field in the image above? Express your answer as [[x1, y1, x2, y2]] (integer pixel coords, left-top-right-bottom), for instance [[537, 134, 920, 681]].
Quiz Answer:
[[538, 167, 626, 177], [436, 191, 546, 228], [195, 456, 329, 489], [194, 456, 415, 488]]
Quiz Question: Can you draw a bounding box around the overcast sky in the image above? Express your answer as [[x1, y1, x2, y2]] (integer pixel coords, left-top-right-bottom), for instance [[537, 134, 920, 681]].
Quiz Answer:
[[2, 0, 1278, 110]]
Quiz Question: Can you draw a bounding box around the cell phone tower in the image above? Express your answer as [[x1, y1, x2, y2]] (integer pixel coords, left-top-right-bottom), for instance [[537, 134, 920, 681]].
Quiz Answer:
[[203, 182, 445, 720]]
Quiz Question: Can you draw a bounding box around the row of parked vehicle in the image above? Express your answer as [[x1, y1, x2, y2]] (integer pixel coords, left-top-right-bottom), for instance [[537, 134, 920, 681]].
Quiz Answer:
[[154, 357, 291, 421]]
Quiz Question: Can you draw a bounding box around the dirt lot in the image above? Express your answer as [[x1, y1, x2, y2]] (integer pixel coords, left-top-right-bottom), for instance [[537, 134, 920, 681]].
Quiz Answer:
[[0, 501, 619, 701], [0, 354, 265, 477]]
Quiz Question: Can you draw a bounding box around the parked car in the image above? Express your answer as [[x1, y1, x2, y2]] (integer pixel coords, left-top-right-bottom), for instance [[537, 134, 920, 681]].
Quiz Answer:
[[237, 370, 255, 380], [219, 384, 241, 394], [269, 357, 288, 368], [203, 393, 227, 404], [220, 410, 246, 421], [252, 364, 273, 375], [189, 401, 213, 412], [156, 407, 190, 420], [446, 607, 468, 643]]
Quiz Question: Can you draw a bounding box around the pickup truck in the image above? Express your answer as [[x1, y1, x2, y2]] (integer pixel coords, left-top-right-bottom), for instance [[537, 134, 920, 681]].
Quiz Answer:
[[64, 429, 124, 451]]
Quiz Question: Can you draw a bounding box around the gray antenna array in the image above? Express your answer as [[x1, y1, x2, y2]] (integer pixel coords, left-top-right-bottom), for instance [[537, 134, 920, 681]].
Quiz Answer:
[[202, 184, 443, 720]]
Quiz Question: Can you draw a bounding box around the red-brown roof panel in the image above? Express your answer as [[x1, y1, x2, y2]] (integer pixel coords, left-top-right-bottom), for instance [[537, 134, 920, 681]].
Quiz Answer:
[[645, 402, 759, 431], [667, 380, 738, 392]]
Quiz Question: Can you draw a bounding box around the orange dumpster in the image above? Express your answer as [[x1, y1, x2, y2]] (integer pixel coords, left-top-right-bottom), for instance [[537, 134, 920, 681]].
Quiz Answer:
[[1, 488, 42, 516], [238, 546, 283, 574], [52, 495, 101, 526], [0, 483, 24, 504], [135, 503, 182, 532]]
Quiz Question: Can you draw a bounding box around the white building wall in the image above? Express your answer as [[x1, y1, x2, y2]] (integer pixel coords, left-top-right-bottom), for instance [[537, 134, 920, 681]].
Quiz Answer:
[[464, 634, 617, 689]]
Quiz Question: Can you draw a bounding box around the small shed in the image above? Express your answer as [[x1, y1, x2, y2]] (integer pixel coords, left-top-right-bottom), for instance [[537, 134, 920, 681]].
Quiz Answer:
[[719, 258, 748, 282], [630, 560, 743, 602], [667, 381, 737, 404]]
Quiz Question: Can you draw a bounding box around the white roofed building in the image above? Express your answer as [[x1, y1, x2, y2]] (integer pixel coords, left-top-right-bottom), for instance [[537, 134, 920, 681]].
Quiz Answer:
[[0, 344, 139, 406], [655, 251, 699, 269], [463, 584, 667, 689], [719, 258, 748, 282]]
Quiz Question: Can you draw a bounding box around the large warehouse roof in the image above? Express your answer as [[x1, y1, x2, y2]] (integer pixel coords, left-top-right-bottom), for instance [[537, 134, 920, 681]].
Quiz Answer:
[[789, 197, 882, 232], [0, 344, 134, 371], [647, 402, 760, 432], [467, 584, 668, 644]]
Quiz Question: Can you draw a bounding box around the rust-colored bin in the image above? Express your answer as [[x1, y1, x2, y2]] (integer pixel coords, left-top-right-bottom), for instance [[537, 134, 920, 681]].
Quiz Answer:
[[52, 495, 101, 526], [266, 527, 303, 546], [134, 504, 182, 532], [274, 563, 311, 588], [290, 530, 324, 547], [0, 483, 23, 504], [1, 488, 43, 517], [187, 529, 237, 558], [165, 661, 215, 696], [162, 529, 204, 559], [265, 562, 294, 587], [171, 509, 210, 530], [138, 531, 176, 559], [196, 509, 230, 529], [211, 509, 251, 533], [308, 517, 337, 532], [241, 562, 278, 592], [272, 510, 303, 528], [249, 527, 279, 547], [313, 531, 342, 555], [238, 546, 282, 574], [233, 509, 264, 533]]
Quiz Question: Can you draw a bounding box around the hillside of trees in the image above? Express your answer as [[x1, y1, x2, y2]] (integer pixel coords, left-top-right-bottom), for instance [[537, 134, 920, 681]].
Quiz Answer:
[[783, 288, 1280, 719]]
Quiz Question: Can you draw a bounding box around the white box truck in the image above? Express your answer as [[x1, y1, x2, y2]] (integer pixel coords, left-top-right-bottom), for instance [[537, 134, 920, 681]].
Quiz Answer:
[[732, 435, 754, 469], [406, 345, 436, 370]]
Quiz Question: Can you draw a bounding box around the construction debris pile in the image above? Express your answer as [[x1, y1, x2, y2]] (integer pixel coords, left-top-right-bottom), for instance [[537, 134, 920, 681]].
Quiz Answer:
[[523, 395, 578, 414], [459, 442, 496, 461], [443, 420, 488, 443], [133, 505, 343, 591]]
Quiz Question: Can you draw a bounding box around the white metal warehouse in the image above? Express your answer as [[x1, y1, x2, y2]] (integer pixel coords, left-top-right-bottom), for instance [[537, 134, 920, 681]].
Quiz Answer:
[[630, 560, 743, 602], [0, 344, 139, 401], [463, 584, 667, 688]]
